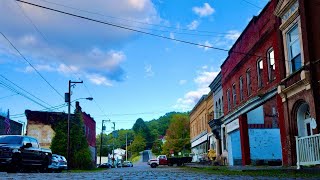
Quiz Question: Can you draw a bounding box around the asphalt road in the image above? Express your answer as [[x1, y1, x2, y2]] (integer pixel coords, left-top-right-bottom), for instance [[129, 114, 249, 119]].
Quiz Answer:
[[0, 154, 300, 179]]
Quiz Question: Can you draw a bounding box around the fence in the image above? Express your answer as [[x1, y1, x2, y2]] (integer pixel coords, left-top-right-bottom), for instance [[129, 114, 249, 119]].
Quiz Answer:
[[295, 134, 320, 169]]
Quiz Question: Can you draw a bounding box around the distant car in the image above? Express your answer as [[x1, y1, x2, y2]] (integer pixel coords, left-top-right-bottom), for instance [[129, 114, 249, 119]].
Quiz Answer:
[[122, 161, 133, 167], [98, 163, 113, 168], [48, 154, 67, 172]]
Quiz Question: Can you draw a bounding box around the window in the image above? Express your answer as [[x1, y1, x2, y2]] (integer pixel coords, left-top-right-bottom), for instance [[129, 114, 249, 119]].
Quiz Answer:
[[246, 69, 251, 96], [218, 99, 222, 117], [222, 127, 227, 151], [239, 76, 243, 101], [227, 89, 231, 111], [257, 59, 263, 88], [287, 24, 302, 73], [215, 102, 218, 118], [267, 48, 275, 81], [30, 138, 39, 148], [232, 84, 236, 107]]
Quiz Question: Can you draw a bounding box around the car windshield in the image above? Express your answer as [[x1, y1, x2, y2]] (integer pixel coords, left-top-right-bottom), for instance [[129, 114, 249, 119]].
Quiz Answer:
[[0, 136, 23, 144]]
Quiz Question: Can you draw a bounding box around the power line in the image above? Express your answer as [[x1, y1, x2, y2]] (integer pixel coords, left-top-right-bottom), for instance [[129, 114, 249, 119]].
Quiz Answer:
[[15, 0, 229, 53], [34, 0, 235, 36], [0, 32, 65, 100], [0, 74, 52, 107], [0, 93, 18, 100], [10, 103, 67, 118], [12, 0, 108, 120], [0, 79, 49, 109], [241, 0, 263, 9], [16, 0, 276, 60]]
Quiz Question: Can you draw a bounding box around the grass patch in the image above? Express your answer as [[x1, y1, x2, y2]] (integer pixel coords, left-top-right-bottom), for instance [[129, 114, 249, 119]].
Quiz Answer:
[[130, 155, 141, 163], [183, 166, 320, 178], [65, 168, 107, 173]]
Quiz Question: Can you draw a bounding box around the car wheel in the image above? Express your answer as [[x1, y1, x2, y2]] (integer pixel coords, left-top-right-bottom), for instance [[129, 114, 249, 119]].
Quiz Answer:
[[40, 157, 50, 173], [151, 163, 157, 168], [7, 154, 22, 173]]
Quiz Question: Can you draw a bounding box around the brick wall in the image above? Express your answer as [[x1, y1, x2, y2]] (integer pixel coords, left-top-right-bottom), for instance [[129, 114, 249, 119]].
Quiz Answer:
[[221, 0, 280, 115]]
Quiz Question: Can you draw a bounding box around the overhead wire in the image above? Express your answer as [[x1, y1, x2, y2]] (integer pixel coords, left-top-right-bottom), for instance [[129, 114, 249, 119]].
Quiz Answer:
[[241, 0, 263, 9], [0, 32, 65, 101], [0, 93, 18, 100], [34, 0, 235, 36], [12, 0, 109, 120], [16, 0, 279, 61], [0, 78, 49, 109], [15, 0, 230, 53], [0, 74, 52, 108]]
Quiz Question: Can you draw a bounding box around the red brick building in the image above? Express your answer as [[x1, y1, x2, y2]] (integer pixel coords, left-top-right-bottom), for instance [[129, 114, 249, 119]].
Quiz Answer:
[[25, 101, 96, 164], [221, 0, 283, 166], [275, 0, 320, 167]]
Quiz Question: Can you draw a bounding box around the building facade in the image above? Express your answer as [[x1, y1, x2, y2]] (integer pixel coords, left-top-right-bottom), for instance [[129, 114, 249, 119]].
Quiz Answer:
[[221, 0, 283, 166], [25, 101, 96, 164], [190, 93, 214, 162], [0, 115, 23, 135], [208, 72, 227, 164], [275, 0, 320, 166]]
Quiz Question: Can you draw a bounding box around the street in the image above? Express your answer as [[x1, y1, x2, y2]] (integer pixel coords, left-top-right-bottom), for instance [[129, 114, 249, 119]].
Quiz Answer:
[[0, 163, 283, 180], [0, 156, 304, 180]]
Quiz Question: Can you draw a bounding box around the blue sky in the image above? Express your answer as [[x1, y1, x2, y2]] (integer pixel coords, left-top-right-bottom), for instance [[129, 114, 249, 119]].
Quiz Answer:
[[0, 0, 268, 133]]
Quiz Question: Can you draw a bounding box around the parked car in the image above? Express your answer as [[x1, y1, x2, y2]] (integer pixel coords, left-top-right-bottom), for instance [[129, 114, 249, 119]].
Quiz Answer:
[[48, 154, 67, 172], [98, 162, 113, 168], [122, 161, 133, 167], [0, 135, 52, 173], [149, 155, 192, 168], [117, 161, 122, 167]]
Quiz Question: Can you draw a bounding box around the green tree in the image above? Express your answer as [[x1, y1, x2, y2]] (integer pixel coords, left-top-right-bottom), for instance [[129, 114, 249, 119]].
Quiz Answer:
[[132, 118, 152, 148], [127, 133, 146, 156], [50, 111, 93, 169], [161, 114, 190, 156], [50, 116, 67, 158]]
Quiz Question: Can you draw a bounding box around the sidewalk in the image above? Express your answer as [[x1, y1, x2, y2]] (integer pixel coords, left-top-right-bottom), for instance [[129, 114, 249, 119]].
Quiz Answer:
[[184, 162, 319, 173]]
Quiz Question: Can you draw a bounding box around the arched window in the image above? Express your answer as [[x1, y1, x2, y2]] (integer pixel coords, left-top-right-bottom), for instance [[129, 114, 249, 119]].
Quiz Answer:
[[246, 69, 252, 96], [267, 48, 276, 81], [257, 59, 263, 88]]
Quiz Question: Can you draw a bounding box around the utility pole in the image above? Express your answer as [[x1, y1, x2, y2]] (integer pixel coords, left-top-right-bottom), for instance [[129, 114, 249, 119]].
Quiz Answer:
[[100, 119, 110, 165], [126, 133, 128, 161], [66, 80, 83, 170], [112, 122, 115, 167]]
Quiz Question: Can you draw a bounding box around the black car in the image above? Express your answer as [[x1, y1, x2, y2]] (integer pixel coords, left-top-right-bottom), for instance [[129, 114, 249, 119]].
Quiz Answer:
[[98, 162, 113, 168], [0, 135, 52, 173]]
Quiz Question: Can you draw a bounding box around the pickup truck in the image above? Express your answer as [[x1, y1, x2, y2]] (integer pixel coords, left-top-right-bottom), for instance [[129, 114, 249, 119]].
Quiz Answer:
[[0, 135, 52, 172], [148, 155, 192, 168]]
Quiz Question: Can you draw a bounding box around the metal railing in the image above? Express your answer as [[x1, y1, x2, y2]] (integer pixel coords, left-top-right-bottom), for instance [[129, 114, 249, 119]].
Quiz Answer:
[[296, 134, 320, 169]]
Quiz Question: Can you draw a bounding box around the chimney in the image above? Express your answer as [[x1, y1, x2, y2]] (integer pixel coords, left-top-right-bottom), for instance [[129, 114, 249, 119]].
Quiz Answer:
[[75, 101, 82, 112]]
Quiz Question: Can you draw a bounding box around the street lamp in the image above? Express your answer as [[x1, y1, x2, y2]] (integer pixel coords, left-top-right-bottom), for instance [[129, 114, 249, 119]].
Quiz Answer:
[[100, 119, 110, 165], [65, 80, 94, 170]]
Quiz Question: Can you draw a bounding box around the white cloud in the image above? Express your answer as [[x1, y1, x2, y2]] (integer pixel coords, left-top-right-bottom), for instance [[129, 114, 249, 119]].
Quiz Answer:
[[57, 64, 79, 74], [174, 67, 219, 111], [145, 64, 154, 77], [24, 64, 55, 73], [192, 3, 215, 17], [198, 40, 212, 51], [194, 70, 219, 88], [179, 80, 187, 85], [86, 73, 113, 86], [169, 32, 175, 39], [128, 0, 148, 11], [0, 0, 158, 85], [187, 20, 199, 30], [225, 30, 241, 41]]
